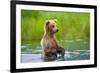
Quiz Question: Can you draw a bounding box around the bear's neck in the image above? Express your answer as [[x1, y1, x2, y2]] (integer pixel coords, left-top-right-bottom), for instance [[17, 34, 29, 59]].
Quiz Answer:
[[44, 32, 55, 38]]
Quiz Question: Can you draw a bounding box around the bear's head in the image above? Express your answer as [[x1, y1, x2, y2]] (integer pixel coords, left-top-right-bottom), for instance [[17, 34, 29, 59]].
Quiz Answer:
[[44, 19, 59, 34]]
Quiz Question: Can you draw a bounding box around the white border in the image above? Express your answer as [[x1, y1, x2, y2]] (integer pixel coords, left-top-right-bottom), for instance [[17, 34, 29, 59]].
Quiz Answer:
[[16, 4, 94, 69]]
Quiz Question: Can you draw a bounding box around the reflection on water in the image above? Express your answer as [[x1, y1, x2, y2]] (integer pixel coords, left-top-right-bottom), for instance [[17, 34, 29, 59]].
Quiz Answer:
[[21, 50, 90, 63]]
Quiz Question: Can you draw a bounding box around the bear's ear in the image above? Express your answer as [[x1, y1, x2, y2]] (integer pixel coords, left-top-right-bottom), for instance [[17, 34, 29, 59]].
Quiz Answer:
[[45, 20, 50, 26], [44, 20, 50, 32], [54, 19, 57, 22]]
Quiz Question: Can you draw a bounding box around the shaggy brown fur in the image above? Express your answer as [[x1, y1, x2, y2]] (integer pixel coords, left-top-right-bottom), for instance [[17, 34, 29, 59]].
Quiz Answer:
[[41, 19, 65, 61]]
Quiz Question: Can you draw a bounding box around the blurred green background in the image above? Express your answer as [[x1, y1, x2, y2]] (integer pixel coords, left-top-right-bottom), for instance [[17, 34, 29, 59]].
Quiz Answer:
[[21, 10, 90, 53]]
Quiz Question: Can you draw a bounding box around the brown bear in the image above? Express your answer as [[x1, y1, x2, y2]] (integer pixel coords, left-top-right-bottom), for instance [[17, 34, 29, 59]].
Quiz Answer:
[[41, 19, 65, 61]]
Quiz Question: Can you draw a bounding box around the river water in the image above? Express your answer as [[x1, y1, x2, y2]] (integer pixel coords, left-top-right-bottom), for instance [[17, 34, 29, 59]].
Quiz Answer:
[[21, 50, 90, 63]]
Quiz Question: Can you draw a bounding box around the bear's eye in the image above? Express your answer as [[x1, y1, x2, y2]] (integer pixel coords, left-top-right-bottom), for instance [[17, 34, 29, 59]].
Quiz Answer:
[[52, 25, 55, 28]]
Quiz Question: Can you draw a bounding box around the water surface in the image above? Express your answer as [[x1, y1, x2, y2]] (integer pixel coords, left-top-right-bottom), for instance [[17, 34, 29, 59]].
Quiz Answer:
[[21, 49, 90, 63]]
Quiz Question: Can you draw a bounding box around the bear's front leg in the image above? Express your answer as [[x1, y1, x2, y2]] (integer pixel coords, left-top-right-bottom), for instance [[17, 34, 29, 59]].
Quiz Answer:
[[57, 46, 65, 60]]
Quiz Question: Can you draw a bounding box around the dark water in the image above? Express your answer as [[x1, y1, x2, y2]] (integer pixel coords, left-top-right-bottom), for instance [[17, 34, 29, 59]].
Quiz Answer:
[[21, 50, 90, 63]]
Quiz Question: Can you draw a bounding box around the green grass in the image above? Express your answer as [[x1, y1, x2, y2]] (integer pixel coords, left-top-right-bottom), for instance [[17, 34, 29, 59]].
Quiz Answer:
[[21, 10, 90, 53]]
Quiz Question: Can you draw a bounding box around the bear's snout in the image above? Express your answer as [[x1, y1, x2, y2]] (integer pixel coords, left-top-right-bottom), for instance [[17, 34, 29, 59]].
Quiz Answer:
[[56, 29, 59, 32]]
